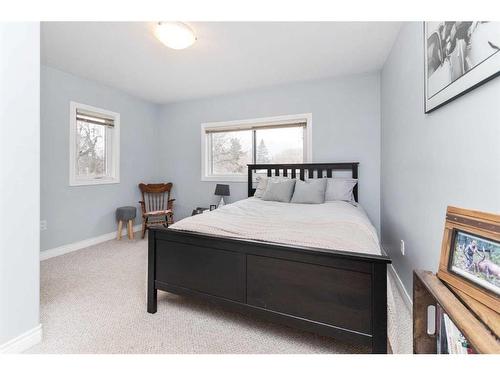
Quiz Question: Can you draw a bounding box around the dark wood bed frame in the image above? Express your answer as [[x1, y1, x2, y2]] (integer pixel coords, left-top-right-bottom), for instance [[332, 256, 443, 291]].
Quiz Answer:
[[147, 162, 391, 353]]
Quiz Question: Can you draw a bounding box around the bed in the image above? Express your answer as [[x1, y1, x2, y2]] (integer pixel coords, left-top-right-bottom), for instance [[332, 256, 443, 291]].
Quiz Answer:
[[147, 163, 392, 353]]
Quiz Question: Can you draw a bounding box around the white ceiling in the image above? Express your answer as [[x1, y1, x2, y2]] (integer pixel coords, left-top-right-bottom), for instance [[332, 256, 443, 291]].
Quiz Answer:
[[41, 22, 402, 104]]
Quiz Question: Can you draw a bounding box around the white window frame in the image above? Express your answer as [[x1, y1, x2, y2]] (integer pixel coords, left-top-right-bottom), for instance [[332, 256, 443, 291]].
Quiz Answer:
[[201, 113, 312, 182], [69, 101, 120, 186]]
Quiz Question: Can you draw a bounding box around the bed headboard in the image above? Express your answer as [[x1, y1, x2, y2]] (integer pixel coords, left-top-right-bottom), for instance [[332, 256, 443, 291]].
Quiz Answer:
[[247, 162, 359, 202]]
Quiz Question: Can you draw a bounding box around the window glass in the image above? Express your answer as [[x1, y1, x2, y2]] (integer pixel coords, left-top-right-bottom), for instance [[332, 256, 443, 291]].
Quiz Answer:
[[76, 121, 107, 178], [210, 130, 252, 175], [256, 127, 303, 164]]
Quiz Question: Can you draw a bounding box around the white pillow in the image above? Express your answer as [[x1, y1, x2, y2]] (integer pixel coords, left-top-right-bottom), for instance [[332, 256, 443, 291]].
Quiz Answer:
[[324, 178, 357, 202], [253, 175, 268, 198]]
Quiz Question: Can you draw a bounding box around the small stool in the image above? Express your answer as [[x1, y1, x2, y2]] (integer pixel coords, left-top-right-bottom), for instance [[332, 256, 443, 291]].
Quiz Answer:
[[116, 206, 137, 240]]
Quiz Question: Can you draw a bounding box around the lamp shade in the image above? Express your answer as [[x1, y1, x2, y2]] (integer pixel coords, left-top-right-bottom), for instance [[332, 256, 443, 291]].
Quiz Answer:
[[214, 184, 230, 196]]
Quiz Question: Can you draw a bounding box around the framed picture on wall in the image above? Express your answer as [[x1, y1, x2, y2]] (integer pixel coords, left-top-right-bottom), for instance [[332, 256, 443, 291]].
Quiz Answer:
[[438, 206, 500, 313], [424, 22, 500, 113]]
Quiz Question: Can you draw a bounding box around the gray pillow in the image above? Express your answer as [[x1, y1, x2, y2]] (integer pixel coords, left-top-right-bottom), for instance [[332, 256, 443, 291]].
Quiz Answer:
[[254, 176, 290, 198], [324, 178, 357, 202], [262, 178, 296, 203], [291, 179, 327, 204]]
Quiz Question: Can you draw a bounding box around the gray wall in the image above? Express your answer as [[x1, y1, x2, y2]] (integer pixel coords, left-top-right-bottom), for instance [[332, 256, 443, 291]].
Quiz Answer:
[[159, 73, 381, 230], [41, 66, 161, 251], [381, 22, 500, 293], [0, 23, 40, 346]]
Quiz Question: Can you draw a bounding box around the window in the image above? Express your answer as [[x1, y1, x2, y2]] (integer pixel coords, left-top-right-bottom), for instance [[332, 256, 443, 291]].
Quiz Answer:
[[201, 114, 312, 181], [69, 102, 120, 186]]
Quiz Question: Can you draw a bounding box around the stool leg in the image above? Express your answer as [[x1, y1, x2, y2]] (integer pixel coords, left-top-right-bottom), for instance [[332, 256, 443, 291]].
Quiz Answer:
[[127, 219, 134, 240], [117, 220, 123, 240]]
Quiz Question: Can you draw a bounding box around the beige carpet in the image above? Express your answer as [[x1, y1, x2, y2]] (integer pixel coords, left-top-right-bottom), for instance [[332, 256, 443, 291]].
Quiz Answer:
[[28, 235, 371, 354]]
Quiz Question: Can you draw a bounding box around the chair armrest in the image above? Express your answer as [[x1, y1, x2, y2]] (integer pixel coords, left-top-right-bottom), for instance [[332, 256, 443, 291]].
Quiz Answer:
[[139, 201, 146, 213]]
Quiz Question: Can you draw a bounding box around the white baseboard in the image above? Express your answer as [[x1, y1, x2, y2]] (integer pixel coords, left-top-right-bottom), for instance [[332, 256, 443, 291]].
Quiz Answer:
[[388, 264, 413, 310], [0, 324, 42, 353], [41, 224, 143, 261]]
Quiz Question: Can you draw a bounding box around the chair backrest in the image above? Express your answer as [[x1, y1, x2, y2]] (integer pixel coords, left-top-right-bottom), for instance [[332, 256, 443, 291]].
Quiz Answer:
[[138, 183, 172, 213]]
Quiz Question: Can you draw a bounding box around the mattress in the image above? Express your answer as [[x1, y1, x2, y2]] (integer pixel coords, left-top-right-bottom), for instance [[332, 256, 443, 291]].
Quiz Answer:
[[170, 197, 381, 256]]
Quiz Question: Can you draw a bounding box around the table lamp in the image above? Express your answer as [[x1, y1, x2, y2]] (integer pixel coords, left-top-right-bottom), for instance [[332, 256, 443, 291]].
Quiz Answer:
[[214, 184, 230, 207]]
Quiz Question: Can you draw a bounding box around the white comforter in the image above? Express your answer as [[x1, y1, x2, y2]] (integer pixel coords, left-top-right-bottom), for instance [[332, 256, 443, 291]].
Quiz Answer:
[[170, 198, 381, 256]]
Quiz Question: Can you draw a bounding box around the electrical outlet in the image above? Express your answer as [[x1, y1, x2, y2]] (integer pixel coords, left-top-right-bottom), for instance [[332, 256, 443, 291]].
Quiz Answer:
[[40, 220, 47, 231], [400, 240, 405, 255]]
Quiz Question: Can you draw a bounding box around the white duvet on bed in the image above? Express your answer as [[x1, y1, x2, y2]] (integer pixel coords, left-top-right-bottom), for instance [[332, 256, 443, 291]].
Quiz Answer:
[[170, 197, 381, 256]]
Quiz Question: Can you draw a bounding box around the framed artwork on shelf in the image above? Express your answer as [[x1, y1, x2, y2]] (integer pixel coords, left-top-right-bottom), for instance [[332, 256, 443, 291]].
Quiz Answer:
[[438, 206, 500, 312]]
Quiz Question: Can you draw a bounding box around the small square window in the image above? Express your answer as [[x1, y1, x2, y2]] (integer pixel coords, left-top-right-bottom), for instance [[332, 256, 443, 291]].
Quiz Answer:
[[69, 102, 120, 186]]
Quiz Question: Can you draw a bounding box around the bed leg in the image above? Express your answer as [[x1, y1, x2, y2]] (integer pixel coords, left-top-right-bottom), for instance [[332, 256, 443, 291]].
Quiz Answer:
[[372, 262, 388, 354], [147, 229, 157, 314], [148, 286, 157, 314]]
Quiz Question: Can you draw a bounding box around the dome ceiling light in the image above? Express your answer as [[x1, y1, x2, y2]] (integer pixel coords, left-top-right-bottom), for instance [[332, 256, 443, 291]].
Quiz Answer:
[[154, 22, 196, 50]]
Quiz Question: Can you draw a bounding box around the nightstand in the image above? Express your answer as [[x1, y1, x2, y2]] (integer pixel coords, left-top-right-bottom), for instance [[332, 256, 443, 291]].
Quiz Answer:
[[191, 207, 209, 216]]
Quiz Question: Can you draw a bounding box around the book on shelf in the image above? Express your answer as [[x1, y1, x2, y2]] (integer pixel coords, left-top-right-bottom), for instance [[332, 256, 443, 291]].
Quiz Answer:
[[437, 305, 474, 354]]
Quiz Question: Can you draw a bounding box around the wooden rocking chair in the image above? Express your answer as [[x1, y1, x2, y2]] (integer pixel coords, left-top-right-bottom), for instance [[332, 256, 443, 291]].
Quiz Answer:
[[138, 182, 175, 239]]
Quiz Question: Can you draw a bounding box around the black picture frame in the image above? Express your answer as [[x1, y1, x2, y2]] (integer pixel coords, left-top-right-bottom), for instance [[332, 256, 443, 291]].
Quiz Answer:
[[423, 22, 500, 113]]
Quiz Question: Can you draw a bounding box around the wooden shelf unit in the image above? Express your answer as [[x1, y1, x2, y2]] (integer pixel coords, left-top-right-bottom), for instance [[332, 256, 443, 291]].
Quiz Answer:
[[413, 270, 500, 354]]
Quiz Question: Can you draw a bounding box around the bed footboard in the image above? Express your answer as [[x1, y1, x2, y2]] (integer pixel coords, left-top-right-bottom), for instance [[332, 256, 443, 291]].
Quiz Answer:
[[148, 228, 391, 353]]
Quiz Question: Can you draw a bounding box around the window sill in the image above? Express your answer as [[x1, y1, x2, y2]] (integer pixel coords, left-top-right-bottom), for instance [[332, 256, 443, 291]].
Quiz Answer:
[[201, 175, 247, 183], [69, 177, 120, 186]]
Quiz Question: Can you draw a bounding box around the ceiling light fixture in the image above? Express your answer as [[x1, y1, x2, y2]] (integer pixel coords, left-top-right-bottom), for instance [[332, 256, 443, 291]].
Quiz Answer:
[[154, 22, 196, 50]]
